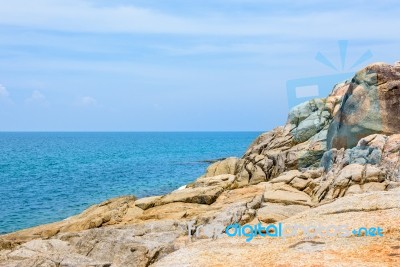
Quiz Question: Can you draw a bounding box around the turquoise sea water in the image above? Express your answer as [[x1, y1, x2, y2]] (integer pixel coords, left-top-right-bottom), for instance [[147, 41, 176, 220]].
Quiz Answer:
[[0, 132, 261, 234]]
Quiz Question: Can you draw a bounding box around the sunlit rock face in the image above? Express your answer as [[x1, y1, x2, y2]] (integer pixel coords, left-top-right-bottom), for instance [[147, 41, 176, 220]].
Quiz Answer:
[[327, 63, 400, 149]]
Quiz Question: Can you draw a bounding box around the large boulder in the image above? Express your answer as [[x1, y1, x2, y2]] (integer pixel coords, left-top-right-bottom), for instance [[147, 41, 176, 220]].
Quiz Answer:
[[203, 157, 240, 177], [154, 186, 224, 206], [328, 63, 400, 149], [239, 62, 400, 185]]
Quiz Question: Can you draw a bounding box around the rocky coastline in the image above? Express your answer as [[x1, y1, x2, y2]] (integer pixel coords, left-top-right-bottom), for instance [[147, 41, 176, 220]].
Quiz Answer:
[[1, 62, 400, 266]]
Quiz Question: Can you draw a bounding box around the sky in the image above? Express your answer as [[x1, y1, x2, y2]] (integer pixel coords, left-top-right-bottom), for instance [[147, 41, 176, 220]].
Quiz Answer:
[[0, 0, 399, 131]]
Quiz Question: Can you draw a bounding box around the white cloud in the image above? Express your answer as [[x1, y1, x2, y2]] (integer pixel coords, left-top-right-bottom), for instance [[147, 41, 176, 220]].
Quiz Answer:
[[153, 42, 307, 56], [0, 84, 9, 98], [0, 0, 398, 39], [26, 90, 46, 103], [0, 0, 193, 34], [76, 96, 98, 107], [0, 84, 13, 105]]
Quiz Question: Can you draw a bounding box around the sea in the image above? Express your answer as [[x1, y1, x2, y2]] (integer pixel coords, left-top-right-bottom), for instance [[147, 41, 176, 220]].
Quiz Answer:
[[0, 132, 261, 234]]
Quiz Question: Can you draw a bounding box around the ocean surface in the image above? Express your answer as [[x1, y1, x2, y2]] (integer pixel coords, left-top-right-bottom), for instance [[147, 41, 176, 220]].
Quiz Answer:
[[0, 132, 261, 234]]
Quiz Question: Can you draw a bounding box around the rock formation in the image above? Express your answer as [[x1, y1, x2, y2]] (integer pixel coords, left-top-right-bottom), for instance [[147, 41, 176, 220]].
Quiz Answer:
[[1, 62, 399, 267]]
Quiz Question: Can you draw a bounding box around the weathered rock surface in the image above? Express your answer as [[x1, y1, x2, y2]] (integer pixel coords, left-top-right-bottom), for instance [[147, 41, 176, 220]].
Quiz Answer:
[[154, 185, 224, 206], [202, 157, 240, 177], [1, 62, 400, 266], [328, 62, 400, 149], [257, 203, 310, 223], [154, 191, 400, 267], [0, 196, 138, 250]]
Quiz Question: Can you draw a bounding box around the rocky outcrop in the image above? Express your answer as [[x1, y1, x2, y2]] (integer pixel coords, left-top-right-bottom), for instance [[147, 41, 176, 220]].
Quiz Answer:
[[0, 196, 139, 250], [230, 85, 346, 185], [313, 133, 400, 202], [327, 62, 400, 149], [154, 190, 400, 267], [234, 63, 400, 186], [1, 62, 400, 267]]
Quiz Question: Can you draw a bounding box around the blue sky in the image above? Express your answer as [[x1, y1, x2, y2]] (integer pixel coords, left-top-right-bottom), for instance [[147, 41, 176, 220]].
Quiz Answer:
[[0, 0, 399, 131]]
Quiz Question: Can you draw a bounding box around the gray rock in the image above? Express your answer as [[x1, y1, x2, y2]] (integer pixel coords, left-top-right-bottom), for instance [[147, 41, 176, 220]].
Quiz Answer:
[[327, 63, 400, 149]]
